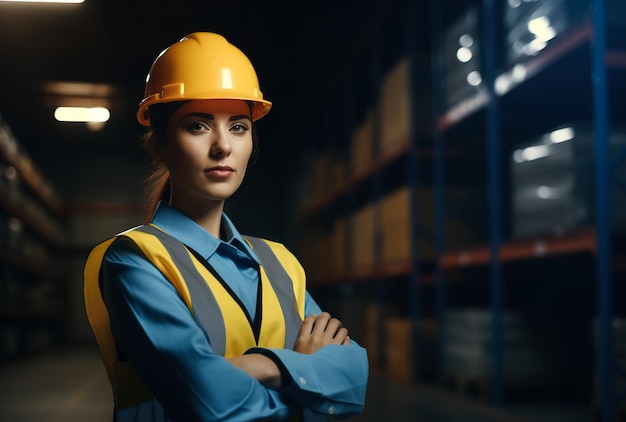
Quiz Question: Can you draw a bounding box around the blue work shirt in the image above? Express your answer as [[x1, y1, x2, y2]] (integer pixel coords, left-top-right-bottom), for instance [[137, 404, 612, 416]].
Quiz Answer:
[[100, 202, 368, 421]]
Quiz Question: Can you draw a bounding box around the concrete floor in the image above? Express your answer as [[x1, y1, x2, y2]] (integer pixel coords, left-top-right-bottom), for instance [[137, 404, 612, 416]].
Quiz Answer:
[[0, 345, 594, 422], [0, 346, 112, 422]]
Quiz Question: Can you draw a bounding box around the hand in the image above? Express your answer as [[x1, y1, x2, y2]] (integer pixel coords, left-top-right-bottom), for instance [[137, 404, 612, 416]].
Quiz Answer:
[[294, 312, 350, 354], [228, 354, 283, 389]]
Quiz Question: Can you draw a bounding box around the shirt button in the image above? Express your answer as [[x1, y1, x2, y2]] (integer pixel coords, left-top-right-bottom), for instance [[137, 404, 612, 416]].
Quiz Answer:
[[328, 406, 335, 415], [299, 377, 307, 385]]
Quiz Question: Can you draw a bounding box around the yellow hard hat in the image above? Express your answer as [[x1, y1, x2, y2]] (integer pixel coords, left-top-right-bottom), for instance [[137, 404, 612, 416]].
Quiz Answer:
[[137, 32, 272, 126]]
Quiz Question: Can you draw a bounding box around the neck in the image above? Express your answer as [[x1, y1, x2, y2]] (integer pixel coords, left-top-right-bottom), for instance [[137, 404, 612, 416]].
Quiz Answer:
[[169, 198, 225, 239]]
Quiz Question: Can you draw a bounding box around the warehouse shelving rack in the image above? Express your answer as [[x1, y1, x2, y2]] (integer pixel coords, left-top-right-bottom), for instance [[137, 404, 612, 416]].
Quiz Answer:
[[297, 0, 626, 418], [430, 0, 626, 420], [297, 0, 451, 385], [0, 114, 69, 361]]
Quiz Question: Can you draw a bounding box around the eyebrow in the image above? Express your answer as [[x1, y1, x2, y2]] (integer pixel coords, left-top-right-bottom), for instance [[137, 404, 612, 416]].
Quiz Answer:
[[181, 112, 252, 122]]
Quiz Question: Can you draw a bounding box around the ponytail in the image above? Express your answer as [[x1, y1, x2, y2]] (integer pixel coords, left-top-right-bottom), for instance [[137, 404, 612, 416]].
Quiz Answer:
[[141, 164, 170, 224], [139, 102, 181, 224]]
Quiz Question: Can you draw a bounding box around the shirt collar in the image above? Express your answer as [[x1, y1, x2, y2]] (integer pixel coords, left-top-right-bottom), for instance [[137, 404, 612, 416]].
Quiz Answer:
[[150, 201, 260, 264]]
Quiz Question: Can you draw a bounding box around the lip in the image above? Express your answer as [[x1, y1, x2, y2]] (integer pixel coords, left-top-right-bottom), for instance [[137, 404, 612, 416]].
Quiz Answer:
[[204, 166, 234, 178]]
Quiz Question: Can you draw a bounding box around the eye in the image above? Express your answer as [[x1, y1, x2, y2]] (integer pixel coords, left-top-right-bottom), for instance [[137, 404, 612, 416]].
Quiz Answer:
[[230, 123, 249, 133], [187, 121, 209, 132]]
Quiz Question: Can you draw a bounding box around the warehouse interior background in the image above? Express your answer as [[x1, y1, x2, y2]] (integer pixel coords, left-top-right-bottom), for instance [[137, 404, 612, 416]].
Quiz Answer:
[[1, 0, 626, 421]]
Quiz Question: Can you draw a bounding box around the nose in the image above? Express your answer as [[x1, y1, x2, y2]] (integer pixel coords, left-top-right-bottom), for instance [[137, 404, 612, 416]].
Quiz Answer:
[[209, 128, 232, 158]]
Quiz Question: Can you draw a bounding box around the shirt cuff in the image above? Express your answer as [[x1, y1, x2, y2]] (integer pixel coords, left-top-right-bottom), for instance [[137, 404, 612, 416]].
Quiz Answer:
[[244, 347, 323, 407]]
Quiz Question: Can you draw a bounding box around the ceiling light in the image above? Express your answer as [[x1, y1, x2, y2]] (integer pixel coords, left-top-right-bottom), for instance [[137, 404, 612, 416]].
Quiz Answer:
[[528, 16, 551, 35], [54, 107, 110, 123], [514, 144, 551, 162], [459, 34, 474, 48], [456, 47, 473, 63], [528, 39, 548, 54], [44, 81, 114, 97], [466, 71, 482, 87], [537, 186, 554, 199], [535, 26, 557, 42], [549, 127, 575, 143]]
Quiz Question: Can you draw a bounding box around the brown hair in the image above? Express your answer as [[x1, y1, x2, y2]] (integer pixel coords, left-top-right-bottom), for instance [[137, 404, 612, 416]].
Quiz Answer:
[[139, 101, 260, 224]]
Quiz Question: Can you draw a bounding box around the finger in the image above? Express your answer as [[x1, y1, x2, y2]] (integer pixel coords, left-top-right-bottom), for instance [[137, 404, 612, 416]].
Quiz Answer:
[[342, 335, 351, 346], [311, 312, 331, 335], [332, 327, 349, 344], [325, 317, 343, 338], [299, 314, 317, 335]]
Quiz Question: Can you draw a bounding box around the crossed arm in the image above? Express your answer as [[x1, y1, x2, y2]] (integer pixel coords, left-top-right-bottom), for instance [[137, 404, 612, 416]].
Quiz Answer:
[[102, 240, 367, 419], [228, 312, 350, 389]]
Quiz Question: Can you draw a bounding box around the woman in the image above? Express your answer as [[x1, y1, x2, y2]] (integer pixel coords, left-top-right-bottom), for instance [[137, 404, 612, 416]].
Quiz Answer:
[[84, 32, 368, 421]]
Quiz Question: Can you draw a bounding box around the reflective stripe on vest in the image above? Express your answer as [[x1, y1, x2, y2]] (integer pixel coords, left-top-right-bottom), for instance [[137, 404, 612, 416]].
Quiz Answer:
[[83, 224, 306, 409]]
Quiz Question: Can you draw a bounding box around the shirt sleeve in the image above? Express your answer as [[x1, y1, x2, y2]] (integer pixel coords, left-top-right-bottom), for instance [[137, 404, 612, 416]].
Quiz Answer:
[[246, 292, 369, 418], [100, 237, 298, 422]]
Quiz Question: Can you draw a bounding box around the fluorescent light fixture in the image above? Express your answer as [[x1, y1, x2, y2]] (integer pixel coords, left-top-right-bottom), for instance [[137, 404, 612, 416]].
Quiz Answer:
[[537, 186, 555, 199], [528, 38, 548, 54], [54, 107, 110, 123], [535, 25, 556, 42], [466, 71, 482, 87], [0, 0, 84, 3], [513, 144, 551, 163], [456, 47, 473, 63], [495, 74, 511, 96], [495, 64, 528, 96], [549, 127, 575, 143], [459, 34, 474, 48], [528, 16, 551, 35]]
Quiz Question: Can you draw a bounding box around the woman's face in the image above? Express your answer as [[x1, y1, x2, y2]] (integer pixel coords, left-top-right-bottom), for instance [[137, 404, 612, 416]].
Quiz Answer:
[[164, 99, 253, 209]]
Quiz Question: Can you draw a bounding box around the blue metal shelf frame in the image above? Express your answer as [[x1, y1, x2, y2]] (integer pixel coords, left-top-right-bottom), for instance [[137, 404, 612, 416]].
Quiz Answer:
[[591, 0, 615, 420], [430, 0, 507, 404], [406, 0, 424, 382], [483, 0, 505, 406], [430, 0, 449, 383]]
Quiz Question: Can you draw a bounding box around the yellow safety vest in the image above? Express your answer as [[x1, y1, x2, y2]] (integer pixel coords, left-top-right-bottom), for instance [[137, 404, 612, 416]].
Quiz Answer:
[[84, 224, 306, 410]]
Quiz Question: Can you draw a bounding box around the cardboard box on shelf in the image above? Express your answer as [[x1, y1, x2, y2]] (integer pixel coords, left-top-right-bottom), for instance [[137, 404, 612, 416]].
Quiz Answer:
[[384, 316, 438, 382], [350, 203, 376, 270], [379, 56, 432, 154], [385, 316, 413, 382], [329, 217, 347, 277], [379, 185, 485, 263], [380, 57, 411, 153], [350, 109, 375, 175]]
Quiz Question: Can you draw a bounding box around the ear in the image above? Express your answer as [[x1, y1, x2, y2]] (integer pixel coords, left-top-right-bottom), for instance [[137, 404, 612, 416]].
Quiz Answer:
[[148, 131, 169, 163]]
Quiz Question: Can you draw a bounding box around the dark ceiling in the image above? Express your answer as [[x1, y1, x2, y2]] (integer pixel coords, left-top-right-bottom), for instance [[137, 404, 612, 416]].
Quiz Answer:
[[0, 0, 405, 178], [0, 0, 440, 243]]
